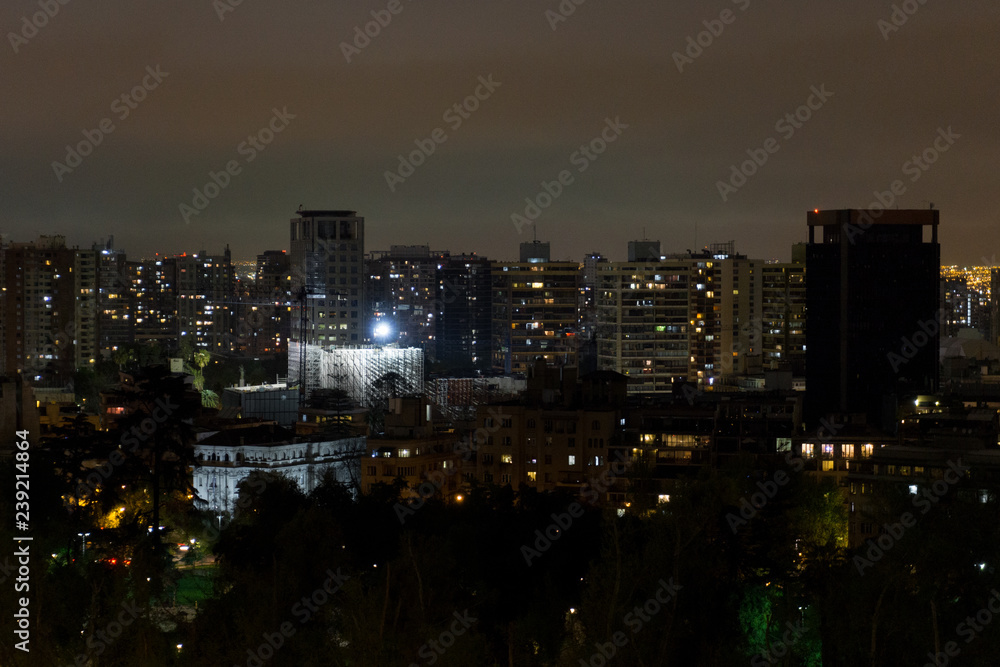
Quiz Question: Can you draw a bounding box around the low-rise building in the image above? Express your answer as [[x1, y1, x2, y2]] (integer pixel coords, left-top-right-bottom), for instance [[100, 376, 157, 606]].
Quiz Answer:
[[193, 423, 365, 513]]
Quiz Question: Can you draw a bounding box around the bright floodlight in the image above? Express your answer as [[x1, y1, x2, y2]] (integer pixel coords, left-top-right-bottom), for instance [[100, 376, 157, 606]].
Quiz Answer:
[[374, 322, 392, 339]]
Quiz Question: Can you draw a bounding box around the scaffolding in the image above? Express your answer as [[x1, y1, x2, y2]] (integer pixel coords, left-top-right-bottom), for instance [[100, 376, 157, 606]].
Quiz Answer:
[[426, 376, 524, 421], [288, 341, 324, 400], [289, 343, 424, 406]]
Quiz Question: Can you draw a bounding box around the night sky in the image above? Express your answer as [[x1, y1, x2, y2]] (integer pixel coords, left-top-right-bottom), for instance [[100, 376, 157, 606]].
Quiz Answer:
[[3, 0, 998, 263]]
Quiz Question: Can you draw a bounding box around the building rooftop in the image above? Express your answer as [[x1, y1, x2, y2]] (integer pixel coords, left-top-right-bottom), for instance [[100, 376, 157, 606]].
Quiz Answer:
[[295, 210, 358, 217], [806, 208, 939, 227]]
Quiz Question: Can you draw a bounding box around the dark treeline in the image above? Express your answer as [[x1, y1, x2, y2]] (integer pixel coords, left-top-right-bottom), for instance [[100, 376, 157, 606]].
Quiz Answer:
[[3, 432, 1000, 666]]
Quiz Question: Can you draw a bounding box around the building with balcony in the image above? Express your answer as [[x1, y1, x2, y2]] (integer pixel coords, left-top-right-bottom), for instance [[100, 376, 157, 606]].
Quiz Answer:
[[492, 256, 581, 374]]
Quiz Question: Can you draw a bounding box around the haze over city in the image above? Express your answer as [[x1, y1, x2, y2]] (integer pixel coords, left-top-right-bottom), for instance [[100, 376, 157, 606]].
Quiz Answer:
[[6, 2, 1000, 666], [3, 0, 999, 262]]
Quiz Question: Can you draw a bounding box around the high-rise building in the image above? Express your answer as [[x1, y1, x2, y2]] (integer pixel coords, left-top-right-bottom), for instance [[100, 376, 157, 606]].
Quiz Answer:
[[492, 253, 581, 374], [805, 209, 940, 429], [578, 252, 608, 370], [367, 246, 492, 370], [581, 252, 607, 295], [941, 266, 992, 339], [290, 209, 365, 348], [761, 245, 806, 375], [175, 248, 235, 352], [436, 254, 492, 371], [708, 246, 762, 378], [596, 257, 692, 393], [596, 242, 762, 393], [94, 239, 133, 355], [74, 247, 99, 368], [129, 257, 178, 349], [0, 235, 97, 383], [366, 245, 445, 354], [247, 250, 291, 356]]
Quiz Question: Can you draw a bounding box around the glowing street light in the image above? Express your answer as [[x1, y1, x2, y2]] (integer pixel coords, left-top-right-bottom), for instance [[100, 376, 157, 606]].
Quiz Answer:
[[374, 321, 393, 342], [77, 532, 91, 557]]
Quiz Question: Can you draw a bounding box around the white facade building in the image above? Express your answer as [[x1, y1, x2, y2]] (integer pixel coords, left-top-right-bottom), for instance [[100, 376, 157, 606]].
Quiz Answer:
[[192, 426, 365, 512]]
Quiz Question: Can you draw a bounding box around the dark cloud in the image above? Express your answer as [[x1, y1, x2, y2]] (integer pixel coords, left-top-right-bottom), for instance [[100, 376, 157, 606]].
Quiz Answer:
[[2, 0, 997, 262]]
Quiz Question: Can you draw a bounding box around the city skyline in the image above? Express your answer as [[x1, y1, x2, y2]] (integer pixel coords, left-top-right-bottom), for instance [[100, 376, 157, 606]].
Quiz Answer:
[[7, 3, 1000, 664], [3, 1, 999, 264], [9, 223, 1000, 268]]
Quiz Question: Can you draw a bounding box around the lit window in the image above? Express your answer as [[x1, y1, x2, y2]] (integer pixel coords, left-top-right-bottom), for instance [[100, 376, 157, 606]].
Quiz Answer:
[[801, 444, 814, 458]]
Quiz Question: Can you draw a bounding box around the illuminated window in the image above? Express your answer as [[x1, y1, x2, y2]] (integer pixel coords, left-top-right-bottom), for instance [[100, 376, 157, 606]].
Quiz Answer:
[[821, 460, 834, 471], [801, 444, 814, 458], [568, 455, 576, 466], [527, 471, 537, 482], [822, 444, 834, 458], [842, 444, 855, 459], [501, 454, 512, 464], [657, 494, 671, 504], [861, 444, 874, 458]]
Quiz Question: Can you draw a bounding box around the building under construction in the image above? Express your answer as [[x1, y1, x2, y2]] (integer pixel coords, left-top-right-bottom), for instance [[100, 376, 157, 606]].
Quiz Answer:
[[288, 342, 424, 407]]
